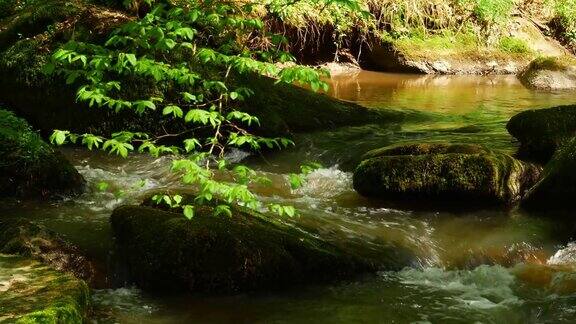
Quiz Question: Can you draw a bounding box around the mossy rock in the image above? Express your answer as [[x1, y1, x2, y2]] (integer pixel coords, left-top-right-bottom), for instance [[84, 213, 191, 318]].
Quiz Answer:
[[361, 143, 489, 161], [353, 143, 542, 206], [519, 56, 576, 90], [110, 203, 412, 293], [507, 105, 576, 164], [0, 254, 90, 323], [0, 218, 95, 282], [522, 137, 576, 211], [236, 74, 409, 136], [0, 109, 85, 197]]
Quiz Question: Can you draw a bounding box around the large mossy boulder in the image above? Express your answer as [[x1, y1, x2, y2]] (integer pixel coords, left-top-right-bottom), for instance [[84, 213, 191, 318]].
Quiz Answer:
[[236, 74, 409, 136], [519, 56, 576, 90], [0, 109, 84, 197], [0, 254, 90, 323], [507, 105, 576, 164], [353, 143, 542, 206], [110, 204, 412, 293], [522, 137, 576, 210], [0, 218, 94, 282]]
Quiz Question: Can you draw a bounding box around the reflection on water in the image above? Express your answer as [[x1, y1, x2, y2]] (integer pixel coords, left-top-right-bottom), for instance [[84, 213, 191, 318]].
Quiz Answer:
[[2, 71, 576, 323], [328, 70, 575, 114]]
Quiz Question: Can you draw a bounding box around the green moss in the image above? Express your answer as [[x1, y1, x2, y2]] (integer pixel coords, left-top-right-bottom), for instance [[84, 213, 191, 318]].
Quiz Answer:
[[0, 218, 94, 281], [110, 204, 404, 293], [498, 36, 531, 54], [506, 105, 576, 164], [526, 56, 576, 71], [0, 255, 89, 323], [0, 109, 85, 197], [353, 143, 541, 206], [522, 137, 576, 211], [392, 30, 482, 60], [361, 142, 488, 161]]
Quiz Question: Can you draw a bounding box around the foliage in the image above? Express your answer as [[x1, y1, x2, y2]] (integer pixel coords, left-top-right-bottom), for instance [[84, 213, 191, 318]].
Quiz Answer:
[[46, 0, 334, 218], [551, 0, 576, 47], [462, 0, 517, 27]]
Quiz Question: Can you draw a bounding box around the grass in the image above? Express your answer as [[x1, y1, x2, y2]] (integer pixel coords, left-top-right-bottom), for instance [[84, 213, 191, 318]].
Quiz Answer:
[[498, 36, 531, 54], [263, 0, 576, 58]]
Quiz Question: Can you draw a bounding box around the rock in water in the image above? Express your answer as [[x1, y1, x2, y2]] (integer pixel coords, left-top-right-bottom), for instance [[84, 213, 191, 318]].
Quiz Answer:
[[110, 204, 412, 293], [522, 137, 576, 210], [507, 105, 576, 164], [519, 56, 576, 91], [353, 143, 541, 206], [0, 109, 85, 198], [0, 218, 95, 282], [0, 255, 90, 323]]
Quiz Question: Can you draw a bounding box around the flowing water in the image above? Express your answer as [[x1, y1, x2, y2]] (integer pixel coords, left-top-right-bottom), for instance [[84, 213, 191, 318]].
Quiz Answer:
[[3, 71, 576, 323]]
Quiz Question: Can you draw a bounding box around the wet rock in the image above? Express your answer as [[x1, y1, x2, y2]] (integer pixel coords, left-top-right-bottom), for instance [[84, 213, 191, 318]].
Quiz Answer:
[[353, 143, 542, 206], [0, 254, 90, 323], [0, 109, 85, 198], [507, 105, 576, 164], [0, 218, 95, 282], [519, 56, 576, 91], [110, 204, 411, 293], [522, 137, 576, 210]]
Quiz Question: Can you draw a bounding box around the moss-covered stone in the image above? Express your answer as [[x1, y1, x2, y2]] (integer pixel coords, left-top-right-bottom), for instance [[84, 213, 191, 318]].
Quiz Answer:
[[507, 105, 576, 164], [0, 218, 94, 282], [236, 74, 409, 136], [0, 254, 90, 323], [519, 56, 576, 90], [522, 137, 576, 211], [353, 143, 541, 206], [361, 142, 489, 161], [110, 203, 412, 293], [0, 109, 85, 197]]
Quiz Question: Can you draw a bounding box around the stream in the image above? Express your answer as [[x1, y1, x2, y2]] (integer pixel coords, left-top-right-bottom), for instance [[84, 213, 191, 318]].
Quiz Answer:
[[3, 71, 576, 323]]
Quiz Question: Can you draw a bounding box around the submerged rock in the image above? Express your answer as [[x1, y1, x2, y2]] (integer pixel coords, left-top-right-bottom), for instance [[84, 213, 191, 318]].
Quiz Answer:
[[507, 105, 576, 164], [0, 109, 85, 198], [110, 204, 411, 293], [519, 56, 576, 90], [0, 254, 90, 323], [522, 137, 576, 210], [353, 143, 541, 206], [0, 218, 95, 282]]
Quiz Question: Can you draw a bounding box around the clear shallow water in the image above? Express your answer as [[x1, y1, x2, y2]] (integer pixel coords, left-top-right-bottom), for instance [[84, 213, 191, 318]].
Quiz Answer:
[[2, 71, 576, 323]]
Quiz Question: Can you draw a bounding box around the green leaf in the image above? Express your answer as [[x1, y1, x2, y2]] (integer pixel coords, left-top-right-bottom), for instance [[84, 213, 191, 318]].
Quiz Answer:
[[125, 53, 137, 66], [50, 130, 69, 145], [215, 205, 232, 217], [183, 205, 194, 219], [96, 181, 109, 191]]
